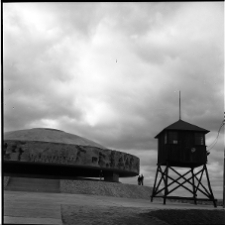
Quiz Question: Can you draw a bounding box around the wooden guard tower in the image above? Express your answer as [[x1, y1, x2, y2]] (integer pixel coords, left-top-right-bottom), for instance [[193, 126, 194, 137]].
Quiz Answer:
[[151, 119, 217, 207]]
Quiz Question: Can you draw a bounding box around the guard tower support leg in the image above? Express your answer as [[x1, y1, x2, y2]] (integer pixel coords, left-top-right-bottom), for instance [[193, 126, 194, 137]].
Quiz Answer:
[[150, 164, 217, 207], [191, 167, 197, 205], [151, 164, 165, 202], [151, 165, 158, 202], [163, 164, 169, 205], [204, 164, 217, 208]]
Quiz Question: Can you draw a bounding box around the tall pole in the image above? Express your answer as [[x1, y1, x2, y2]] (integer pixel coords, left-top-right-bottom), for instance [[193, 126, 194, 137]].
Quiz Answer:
[[179, 91, 181, 120], [223, 112, 225, 208], [223, 144, 225, 208]]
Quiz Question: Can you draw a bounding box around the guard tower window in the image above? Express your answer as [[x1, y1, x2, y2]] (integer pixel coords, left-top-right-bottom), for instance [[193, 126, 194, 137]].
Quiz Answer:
[[195, 133, 204, 145], [168, 131, 178, 144], [164, 132, 167, 144]]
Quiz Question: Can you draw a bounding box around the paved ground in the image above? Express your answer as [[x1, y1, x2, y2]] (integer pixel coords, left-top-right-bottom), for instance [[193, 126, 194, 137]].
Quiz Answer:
[[4, 190, 224, 225], [147, 209, 225, 225]]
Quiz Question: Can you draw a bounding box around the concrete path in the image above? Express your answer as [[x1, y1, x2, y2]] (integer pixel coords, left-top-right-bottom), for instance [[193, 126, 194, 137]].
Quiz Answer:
[[4, 191, 223, 224]]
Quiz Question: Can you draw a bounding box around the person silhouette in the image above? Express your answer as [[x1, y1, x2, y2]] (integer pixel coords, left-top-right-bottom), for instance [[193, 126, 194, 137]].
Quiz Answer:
[[137, 175, 141, 185], [140, 174, 144, 186]]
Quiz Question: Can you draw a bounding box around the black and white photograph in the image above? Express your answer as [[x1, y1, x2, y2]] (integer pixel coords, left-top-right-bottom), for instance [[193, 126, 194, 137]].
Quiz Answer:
[[3, 2, 224, 225]]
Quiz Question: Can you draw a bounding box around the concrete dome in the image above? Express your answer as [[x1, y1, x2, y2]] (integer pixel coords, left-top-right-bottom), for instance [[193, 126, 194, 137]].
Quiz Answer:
[[4, 128, 106, 148], [4, 128, 140, 182]]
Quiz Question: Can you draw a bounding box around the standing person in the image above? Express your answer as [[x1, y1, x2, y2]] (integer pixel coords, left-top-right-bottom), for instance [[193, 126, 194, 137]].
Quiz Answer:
[[140, 174, 144, 186], [137, 175, 141, 185]]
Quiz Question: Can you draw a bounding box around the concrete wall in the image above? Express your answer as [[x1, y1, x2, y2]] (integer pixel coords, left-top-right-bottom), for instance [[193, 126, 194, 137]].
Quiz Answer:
[[3, 141, 140, 176]]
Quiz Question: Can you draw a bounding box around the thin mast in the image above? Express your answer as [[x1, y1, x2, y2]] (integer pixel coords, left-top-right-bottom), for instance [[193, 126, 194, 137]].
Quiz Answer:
[[179, 91, 181, 120], [223, 112, 225, 208]]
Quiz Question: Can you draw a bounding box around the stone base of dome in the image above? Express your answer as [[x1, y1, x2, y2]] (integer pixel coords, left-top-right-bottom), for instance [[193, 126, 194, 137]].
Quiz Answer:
[[103, 172, 119, 182]]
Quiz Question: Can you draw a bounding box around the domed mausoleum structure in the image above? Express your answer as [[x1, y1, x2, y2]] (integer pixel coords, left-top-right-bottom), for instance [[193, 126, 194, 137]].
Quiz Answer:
[[3, 128, 140, 182]]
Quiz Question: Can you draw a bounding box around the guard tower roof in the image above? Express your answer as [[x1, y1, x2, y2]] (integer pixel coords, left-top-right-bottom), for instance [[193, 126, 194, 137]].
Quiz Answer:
[[155, 119, 210, 138]]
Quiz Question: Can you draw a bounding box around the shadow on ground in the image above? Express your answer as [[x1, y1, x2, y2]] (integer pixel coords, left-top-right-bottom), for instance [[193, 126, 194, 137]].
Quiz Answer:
[[61, 205, 169, 225], [145, 209, 225, 225]]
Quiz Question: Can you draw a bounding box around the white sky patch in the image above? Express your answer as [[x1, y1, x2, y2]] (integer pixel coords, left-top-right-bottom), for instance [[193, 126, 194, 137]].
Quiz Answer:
[[207, 161, 221, 173], [83, 100, 117, 127], [28, 118, 59, 129], [206, 131, 221, 147]]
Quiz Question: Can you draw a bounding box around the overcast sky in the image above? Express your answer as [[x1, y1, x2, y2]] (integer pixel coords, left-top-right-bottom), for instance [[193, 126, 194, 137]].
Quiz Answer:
[[3, 2, 224, 199]]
